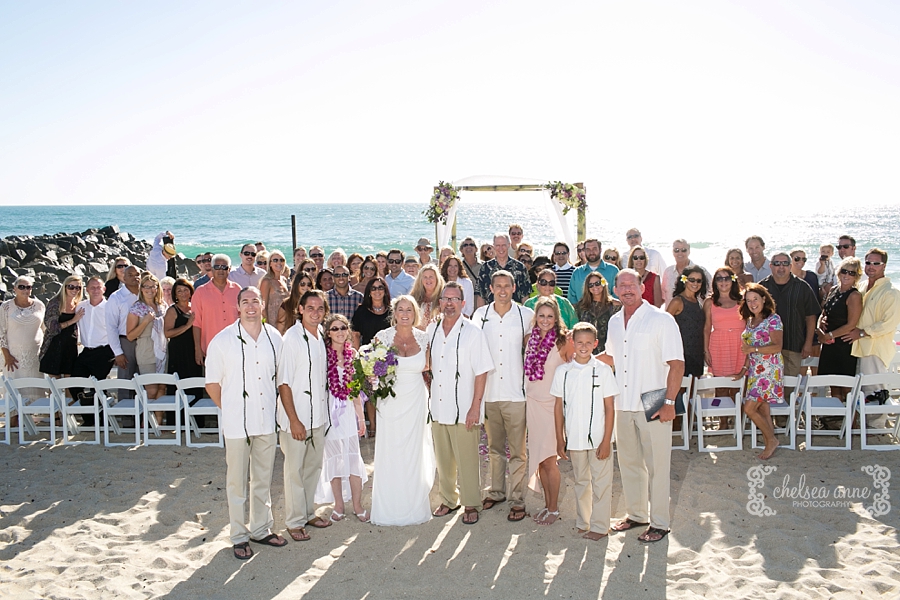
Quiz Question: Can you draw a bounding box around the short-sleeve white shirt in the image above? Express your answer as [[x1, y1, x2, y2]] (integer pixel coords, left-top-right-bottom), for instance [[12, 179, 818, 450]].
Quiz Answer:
[[276, 323, 329, 431], [550, 358, 618, 451], [605, 301, 684, 412], [471, 303, 534, 403], [427, 318, 494, 424], [205, 321, 283, 439]]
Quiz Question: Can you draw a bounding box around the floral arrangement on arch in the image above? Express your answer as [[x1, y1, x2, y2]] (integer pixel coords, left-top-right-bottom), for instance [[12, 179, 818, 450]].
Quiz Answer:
[[424, 181, 459, 225], [544, 181, 586, 215]]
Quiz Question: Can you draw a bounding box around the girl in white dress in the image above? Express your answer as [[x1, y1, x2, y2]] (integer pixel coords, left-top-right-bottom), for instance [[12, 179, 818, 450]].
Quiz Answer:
[[315, 314, 369, 522], [370, 296, 436, 526]]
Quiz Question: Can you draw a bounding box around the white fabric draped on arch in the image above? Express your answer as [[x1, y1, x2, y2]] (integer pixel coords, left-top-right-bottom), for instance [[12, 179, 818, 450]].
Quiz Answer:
[[434, 175, 576, 253]]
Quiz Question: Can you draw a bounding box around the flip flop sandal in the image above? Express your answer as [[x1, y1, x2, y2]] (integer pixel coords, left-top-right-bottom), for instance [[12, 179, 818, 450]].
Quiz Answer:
[[307, 516, 332, 529], [355, 510, 369, 523], [287, 527, 310, 542], [639, 527, 670, 543], [250, 534, 287, 547], [233, 542, 253, 560], [507, 507, 527, 522], [482, 497, 506, 510], [330, 511, 345, 523], [433, 504, 460, 517], [533, 508, 549, 523], [537, 511, 559, 525], [611, 518, 650, 533], [462, 508, 479, 525]]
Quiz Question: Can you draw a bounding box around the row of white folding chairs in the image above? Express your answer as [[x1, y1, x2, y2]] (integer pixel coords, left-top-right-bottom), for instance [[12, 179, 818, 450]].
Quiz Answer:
[[1, 374, 221, 448], [687, 373, 900, 452]]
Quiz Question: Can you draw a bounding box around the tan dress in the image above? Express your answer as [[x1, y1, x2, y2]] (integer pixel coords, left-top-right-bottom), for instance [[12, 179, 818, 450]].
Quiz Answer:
[[265, 277, 290, 325], [525, 345, 566, 492]]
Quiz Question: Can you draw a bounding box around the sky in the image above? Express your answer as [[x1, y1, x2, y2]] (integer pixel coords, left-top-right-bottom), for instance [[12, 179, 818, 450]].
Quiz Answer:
[[1, 0, 898, 208]]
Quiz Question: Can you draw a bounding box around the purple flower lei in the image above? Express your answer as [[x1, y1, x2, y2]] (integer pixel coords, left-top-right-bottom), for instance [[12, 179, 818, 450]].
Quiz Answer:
[[524, 326, 557, 381], [327, 342, 354, 402]]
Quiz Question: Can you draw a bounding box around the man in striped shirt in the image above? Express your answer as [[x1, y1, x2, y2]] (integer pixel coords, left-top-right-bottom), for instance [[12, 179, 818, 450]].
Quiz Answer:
[[551, 242, 575, 297]]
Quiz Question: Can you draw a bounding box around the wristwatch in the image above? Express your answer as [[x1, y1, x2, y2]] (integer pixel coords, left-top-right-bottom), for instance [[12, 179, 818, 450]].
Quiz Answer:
[[664, 399, 676, 406], [859, 329, 867, 338]]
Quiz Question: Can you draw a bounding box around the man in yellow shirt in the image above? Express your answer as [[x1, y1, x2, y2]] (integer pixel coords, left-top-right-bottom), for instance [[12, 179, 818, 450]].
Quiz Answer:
[[843, 248, 900, 397]]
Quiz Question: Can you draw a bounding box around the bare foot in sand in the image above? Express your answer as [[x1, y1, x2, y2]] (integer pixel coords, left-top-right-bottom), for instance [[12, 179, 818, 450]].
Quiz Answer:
[[583, 531, 608, 541], [758, 442, 778, 460]]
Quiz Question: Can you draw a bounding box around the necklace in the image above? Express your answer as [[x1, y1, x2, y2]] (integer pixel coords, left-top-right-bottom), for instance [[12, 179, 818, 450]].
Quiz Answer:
[[327, 342, 354, 402], [525, 326, 557, 381], [371, 304, 386, 314]]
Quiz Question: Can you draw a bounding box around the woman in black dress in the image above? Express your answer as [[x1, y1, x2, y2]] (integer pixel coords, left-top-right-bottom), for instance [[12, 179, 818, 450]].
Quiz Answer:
[[164, 279, 202, 380], [104, 257, 130, 298], [816, 257, 862, 398], [667, 266, 708, 379], [351, 276, 392, 437], [39, 275, 84, 377]]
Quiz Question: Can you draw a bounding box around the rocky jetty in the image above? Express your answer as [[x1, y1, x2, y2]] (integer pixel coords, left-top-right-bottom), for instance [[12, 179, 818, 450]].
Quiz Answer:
[[0, 225, 199, 301]]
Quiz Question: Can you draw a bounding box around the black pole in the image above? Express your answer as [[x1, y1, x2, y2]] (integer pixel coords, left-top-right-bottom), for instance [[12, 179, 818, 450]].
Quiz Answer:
[[291, 215, 297, 251]]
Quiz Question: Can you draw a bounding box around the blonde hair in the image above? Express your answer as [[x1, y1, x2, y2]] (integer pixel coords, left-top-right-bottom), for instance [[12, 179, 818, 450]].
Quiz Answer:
[[264, 249, 288, 280], [137, 272, 164, 307], [106, 256, 130, 282], [390, 295, 421, 328], [56, 275, 85, 306], [410, 264, 445, 324]]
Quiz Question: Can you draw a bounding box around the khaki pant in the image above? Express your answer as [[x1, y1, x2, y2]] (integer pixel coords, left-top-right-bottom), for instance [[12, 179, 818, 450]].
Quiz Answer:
[[782, 349, 802, 378], [484, 401, 527, 506], [432, 422, 481, 509], [859, 355, 888, 394], [224, 433, 277, 544], [615, 410, 672, 530], [570, 449, 613, 533], [280, 427, 325, 529]]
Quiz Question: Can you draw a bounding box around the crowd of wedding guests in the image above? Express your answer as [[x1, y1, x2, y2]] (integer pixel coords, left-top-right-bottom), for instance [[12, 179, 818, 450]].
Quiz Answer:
[[4, 225, 900, 557]]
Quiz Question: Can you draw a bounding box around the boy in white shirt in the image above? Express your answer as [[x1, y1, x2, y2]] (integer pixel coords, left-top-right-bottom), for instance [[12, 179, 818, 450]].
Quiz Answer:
[[551, 323, 618, 540]]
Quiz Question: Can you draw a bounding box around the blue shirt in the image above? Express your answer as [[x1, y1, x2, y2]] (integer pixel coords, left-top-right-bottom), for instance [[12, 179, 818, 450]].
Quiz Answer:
[[385, 271, 414, 298], [568, 262, 619, 304]]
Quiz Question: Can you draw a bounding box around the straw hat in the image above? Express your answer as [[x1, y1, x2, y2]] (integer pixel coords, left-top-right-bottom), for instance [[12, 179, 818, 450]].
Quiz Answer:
[[163, 243, 177, 259], [416, 238, 433, 251]]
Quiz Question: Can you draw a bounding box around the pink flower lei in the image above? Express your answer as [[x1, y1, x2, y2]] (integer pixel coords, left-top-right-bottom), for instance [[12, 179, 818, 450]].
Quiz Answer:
[[327, 342, 355, 402], [524, 326, 557, 381]]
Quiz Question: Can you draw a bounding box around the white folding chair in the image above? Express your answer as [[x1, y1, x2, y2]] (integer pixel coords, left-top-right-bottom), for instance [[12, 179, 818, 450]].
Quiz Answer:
[[692, 376, 745, 452], [671, 376, 693, 451], [96, 378, 142, 447], [4, 376, 59, 445], [134, 373, 183, 446], [49, 376, 101, 445], [0, 380, 16, 445], [750, 375, 799, 451], [856, 373, 900, 451], [178, 376, 221, 448], [798, 374, 860, 451]]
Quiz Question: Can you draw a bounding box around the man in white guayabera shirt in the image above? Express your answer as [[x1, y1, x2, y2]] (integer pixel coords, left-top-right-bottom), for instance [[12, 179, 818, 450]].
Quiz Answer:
[[601, 269, 684, 544], [205, 286, 286, 560], [428, 282, 493, 526], [471, 270, 533, 523], [277, 289, 333, 541]]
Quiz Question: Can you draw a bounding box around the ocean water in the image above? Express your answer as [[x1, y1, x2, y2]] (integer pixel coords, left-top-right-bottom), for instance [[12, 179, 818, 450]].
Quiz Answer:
[[2, 201, 899, 281]]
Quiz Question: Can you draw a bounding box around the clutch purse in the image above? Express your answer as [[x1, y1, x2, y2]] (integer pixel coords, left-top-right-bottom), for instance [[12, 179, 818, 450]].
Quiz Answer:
[[641, 388, 685, 422]]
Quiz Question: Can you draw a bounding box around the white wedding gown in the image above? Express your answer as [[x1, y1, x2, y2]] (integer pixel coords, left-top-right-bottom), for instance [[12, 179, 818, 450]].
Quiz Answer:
[[370, 327, 436, 526]]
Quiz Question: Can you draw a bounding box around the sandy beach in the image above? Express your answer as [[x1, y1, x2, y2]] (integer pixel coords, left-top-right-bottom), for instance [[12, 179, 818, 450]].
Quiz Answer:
[[1, 432, 898, 599]]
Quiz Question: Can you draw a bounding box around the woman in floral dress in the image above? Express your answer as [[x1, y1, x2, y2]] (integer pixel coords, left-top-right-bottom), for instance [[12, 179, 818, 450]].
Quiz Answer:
[[736, 283, 783, 460]]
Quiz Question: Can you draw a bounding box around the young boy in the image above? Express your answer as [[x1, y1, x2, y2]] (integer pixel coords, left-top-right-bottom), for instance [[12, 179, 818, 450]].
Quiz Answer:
[[551, 323, 618, 540]]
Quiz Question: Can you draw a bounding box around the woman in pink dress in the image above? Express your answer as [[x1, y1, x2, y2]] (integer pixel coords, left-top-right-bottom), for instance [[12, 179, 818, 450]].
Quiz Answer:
[[524, 297, 572, 526], [703, 266, 745, 377]]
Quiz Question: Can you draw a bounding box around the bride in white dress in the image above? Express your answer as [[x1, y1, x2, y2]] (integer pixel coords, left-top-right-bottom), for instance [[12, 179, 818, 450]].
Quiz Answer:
[[370, 296, 436, 526]]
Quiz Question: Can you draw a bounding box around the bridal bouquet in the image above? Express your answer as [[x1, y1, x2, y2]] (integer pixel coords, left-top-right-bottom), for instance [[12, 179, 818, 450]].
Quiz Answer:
[[349, 340, 399, 406]]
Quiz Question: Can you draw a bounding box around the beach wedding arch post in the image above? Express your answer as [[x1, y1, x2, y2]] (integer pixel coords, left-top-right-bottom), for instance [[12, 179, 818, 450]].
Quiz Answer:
[[424, 176, 587, 253]]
